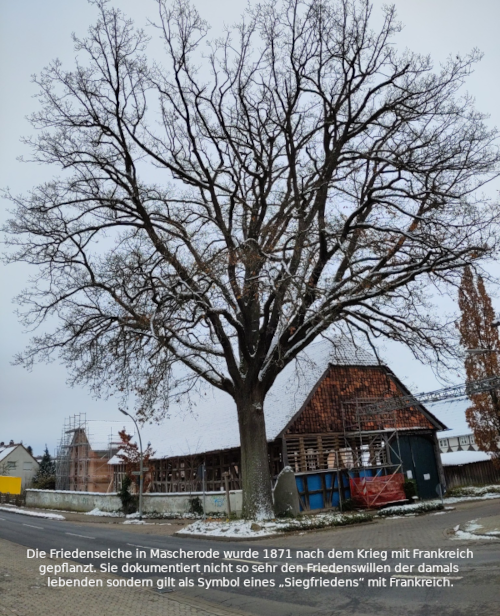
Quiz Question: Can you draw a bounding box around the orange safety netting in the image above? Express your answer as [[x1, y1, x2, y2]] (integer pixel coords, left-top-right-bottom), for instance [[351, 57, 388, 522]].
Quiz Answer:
[[349, 473, 406, 508]]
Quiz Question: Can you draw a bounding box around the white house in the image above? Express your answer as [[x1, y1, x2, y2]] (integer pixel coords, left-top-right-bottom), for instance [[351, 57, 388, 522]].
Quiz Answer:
[[428, 399, 495, 466], [0, 442, 40, 489]]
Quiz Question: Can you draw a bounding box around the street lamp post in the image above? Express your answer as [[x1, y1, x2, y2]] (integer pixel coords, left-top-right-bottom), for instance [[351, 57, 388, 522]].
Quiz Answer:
[[119, 409, 144, 521]]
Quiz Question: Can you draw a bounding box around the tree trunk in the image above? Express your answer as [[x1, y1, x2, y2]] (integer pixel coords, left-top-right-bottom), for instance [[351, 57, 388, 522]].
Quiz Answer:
[[236, 393, 274, 519]]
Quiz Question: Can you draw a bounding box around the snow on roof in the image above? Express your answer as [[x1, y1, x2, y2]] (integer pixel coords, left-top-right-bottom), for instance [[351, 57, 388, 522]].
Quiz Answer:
[[115, 337, 380, 461], [441, 450, 492, 466], [0, 446, 17, 462], [84, 421, 136, 452], [429, 399, 472, 439]]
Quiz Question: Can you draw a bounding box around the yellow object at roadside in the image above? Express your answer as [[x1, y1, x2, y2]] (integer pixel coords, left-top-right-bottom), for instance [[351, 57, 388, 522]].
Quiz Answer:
[[0, 476, 22, 495]]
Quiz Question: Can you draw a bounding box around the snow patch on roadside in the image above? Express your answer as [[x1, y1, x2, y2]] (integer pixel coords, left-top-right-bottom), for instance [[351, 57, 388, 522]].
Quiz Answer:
[[452, 530, 498, 541], [378, 502, 443, 516], [85, 508, 121, 517], [451, 518, 500, 542], [464, 519, 483, 533], [447, 485, 500, 498], [444, 493, 500, 505], [0, 506, 65, 521], [178, 512, 371, 538], [178, 519, 278, 537], [379, 491, 500, 517]]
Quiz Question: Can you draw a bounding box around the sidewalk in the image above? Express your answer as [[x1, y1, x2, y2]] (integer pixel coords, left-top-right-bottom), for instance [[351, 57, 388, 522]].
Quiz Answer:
[[0, 503, 191, 535], [0, 538, 250, 616]]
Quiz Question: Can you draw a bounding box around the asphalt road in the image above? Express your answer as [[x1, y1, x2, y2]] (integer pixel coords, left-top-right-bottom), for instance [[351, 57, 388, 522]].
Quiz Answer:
[[1, 500, 499, 616]]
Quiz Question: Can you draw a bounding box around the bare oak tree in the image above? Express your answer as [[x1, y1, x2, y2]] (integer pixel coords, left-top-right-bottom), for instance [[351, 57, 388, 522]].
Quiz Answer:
[[4, 0, 500, 516]]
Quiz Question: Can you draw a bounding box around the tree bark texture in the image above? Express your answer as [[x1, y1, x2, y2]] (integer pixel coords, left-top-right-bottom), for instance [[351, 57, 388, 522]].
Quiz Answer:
[[236, 393, 275, 519]]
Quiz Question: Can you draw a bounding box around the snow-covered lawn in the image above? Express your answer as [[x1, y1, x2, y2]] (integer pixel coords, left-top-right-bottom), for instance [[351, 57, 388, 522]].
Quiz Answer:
[[377, 487, 500, 517], [444, 493, 500, 505], [178, 512, 372, 538], [447, 485, 500, 498], [0, 505, 65, 520], [378, 501, 444, 516]]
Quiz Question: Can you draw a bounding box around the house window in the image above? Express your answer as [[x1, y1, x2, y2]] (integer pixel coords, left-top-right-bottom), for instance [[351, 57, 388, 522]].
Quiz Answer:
[[439, 439, 448, 448], [459, 436, 470, 446], [23, 462, 33, 471], [7, 461, 16, 470]]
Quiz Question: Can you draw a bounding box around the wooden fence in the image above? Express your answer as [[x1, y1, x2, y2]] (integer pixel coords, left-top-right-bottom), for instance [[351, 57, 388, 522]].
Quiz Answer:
[[0, 492, 26, 506], [444, 460, 500, 489]]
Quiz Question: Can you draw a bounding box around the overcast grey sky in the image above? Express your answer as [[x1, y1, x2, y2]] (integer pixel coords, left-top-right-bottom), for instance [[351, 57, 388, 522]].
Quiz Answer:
[[1, 0, 500, 456]]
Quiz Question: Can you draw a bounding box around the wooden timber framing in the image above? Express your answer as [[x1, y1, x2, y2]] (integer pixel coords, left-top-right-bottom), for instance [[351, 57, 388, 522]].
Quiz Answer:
[[115, 441, 283, 493], [284, 431, 395, 474], [110, 362, 445, 502]]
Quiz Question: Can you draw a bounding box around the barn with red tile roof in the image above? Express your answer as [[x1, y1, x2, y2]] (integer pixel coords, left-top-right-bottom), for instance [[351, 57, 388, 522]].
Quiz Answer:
[[110, 338, 446, 508]]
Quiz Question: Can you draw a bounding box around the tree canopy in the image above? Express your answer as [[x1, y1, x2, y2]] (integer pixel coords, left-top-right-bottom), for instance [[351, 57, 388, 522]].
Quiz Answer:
[[458, 267, 500, 461], [32, 446, 56, 490], [5, 0, 500, 516]]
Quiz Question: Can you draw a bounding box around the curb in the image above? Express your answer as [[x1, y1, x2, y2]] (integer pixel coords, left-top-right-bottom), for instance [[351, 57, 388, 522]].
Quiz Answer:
[[0, 506, 65, 521]]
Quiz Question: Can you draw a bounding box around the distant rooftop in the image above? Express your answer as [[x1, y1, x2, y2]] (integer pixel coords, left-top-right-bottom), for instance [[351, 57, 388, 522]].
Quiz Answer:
[[429, 399, 472, 439], [441, 450, 492, 466], [0, 445, 19, 462]]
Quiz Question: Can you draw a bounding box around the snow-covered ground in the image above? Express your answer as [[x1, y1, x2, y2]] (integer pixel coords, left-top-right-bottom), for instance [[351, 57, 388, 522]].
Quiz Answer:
[[377, 486, 500, 517], [444, 493, 500, 504], [0, 505, 65, 520], [178, 519, 280, 538], [177, 485, 500, 537], [178, 512, 371, 538], [452, 518, 500, 542], [378, 501, 443, 516], [85, 508, 121, 517], [447, 485, 500, 498]]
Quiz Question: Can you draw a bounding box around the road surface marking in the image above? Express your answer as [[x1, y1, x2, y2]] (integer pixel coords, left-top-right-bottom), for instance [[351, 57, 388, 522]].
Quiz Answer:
[[127, 543, 152, 550], [65, 532, 95, 539], [23, 523, 44, 530], [223, 558, 263, 565], [0, 517, 5, 521]]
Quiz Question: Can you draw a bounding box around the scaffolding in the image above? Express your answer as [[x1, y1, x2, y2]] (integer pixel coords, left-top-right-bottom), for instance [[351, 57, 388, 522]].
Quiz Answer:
[[340, 375, 500, 507], [56, 416, 130, 492], [55, 413, 89, 491], [340, 398, 406, 507]]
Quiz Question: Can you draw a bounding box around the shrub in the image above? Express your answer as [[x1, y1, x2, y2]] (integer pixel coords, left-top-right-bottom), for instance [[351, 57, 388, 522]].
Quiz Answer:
[[404, 479, 418, 500], [118, 476, 137, 514], [188, 496, 204, 516], [378, 502, 443, 516], [340, 498, 356, 511], [446, 485, 500, 498]]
